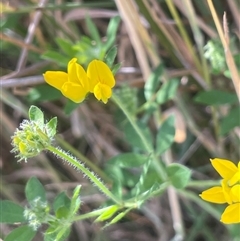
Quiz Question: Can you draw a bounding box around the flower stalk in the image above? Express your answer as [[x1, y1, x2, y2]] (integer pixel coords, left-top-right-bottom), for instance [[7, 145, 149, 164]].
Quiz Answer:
[[46, 145, 122, 205], [111, 92, 167, 181]]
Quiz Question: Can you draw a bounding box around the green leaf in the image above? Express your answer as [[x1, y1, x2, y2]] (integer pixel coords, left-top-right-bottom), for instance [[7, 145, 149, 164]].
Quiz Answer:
[[74, 36, 99, 64], [194, 90, 238, 105], [104, 46, 118, 68], [44, 227, 71, 241], [95, 205, 119, 222], [25, 177, 46, 203], [135, 170, 161, 192], [112, 62, 121, 75], [115, 85, 138, 114], [46, 117, 57, 138], [105, 16, 121, 50], [144, 63, 163, 101], [29, 106, 44, 126], [223, 70, 231, 78], [110, 180, 123, 200], [85, 15, 101, 45], [167, 163, 191, 189], [156, 115, 175, 155], [104, 165, 125, 187], [105, 153, 148, 189], [27, 85, 62, 102], [104, 208, 132, 228], [69, 185, 81, 215], [53, 192, 71, 214], [5, 225, 36, 241], [156, 78, 179, 104], [107, 153, 147, 168], [55, 38, 76, 56], [0, 200, 25, 223], [123, 121, 153, 151], [41, 50, 70, 67], [220, 107, 240, 135], [55, 207, 70, 219]]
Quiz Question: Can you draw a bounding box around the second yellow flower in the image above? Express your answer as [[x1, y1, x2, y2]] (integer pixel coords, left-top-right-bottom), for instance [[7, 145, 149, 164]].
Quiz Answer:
[[43, 58, 115, 104]]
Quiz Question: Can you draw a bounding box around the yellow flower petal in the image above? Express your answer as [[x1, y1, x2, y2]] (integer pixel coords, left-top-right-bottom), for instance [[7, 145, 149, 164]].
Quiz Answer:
[[68, 58, 90, 92], [43, 71, 68, 90], [62, 82, 88, 103], [87, 60, 115, 92], [231, 185, 240, 202], [93, 83, 112, 104], [200, 186, 227, 204], [221, 203, 240, 224], [229, 169, 240, 186], [210, 158, 238, 179], [67, 58, 79, 84], [221, 179, 233, 204]]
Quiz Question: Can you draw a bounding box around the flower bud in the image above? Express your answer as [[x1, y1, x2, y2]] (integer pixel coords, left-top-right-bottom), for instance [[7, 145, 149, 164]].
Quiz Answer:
[[11, 119, 54, 162]]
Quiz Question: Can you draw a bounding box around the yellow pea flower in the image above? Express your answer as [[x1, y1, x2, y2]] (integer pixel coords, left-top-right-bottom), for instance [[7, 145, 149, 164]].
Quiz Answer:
[[200, 179, 239, 205], [43, 58, 90, 103], [87, 59, 115, 104], [43, 58, 115, 104], [200, 158, 240, 224], [221, 202, 240, 224], [210, 158, 239, 182]]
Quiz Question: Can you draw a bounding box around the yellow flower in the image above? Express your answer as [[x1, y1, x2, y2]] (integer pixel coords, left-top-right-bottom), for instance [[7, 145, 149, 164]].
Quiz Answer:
[[87, 60, 115, 104], [221, 202, 240, 224], [43, 58, 115, 104], [210, 158, 240, 185], [200, 158, 240, 224], [43, 58, 89, 103]]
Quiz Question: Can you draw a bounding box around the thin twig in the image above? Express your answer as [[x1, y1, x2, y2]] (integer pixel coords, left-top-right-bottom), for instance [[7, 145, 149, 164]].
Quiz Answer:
[[0, 75, 44, 88], [0, 61, 51, 80], [0, 33, 43, 54], [16, 0, 48, 71], [164, 151, 185, 241]]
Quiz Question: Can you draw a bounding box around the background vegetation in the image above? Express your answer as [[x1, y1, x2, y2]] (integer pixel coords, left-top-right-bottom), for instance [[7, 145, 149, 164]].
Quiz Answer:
[[1, 0, 239, 240]]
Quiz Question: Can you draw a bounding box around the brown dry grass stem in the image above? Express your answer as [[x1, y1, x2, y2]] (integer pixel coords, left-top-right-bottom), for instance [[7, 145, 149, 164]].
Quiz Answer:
[[207, 0, 240, 102]]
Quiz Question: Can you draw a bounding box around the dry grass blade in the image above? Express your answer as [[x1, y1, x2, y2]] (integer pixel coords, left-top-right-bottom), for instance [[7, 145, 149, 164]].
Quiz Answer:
[[0, 33, 43, 54], [207, 0, 240, 102], [115, 0, 151, 80]]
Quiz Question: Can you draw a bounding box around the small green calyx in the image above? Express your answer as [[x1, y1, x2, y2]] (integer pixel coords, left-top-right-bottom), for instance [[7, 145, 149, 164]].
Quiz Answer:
[[11, 106, 57, 162]]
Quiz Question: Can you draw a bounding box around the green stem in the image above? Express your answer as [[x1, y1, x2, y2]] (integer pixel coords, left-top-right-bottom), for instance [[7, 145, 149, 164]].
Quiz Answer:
[[46, 145, 121, 205], [56, 135, 111, 183], [111, 93, 167, 180], [187, 180, 221, 188]]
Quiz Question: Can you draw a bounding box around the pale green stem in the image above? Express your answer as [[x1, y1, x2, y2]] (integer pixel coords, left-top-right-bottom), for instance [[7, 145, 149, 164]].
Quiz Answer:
[[187, 180, 221, 188], [46, 145, 122, 205], [56, 135, 111, 183], [111, 93, 167, 180]]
